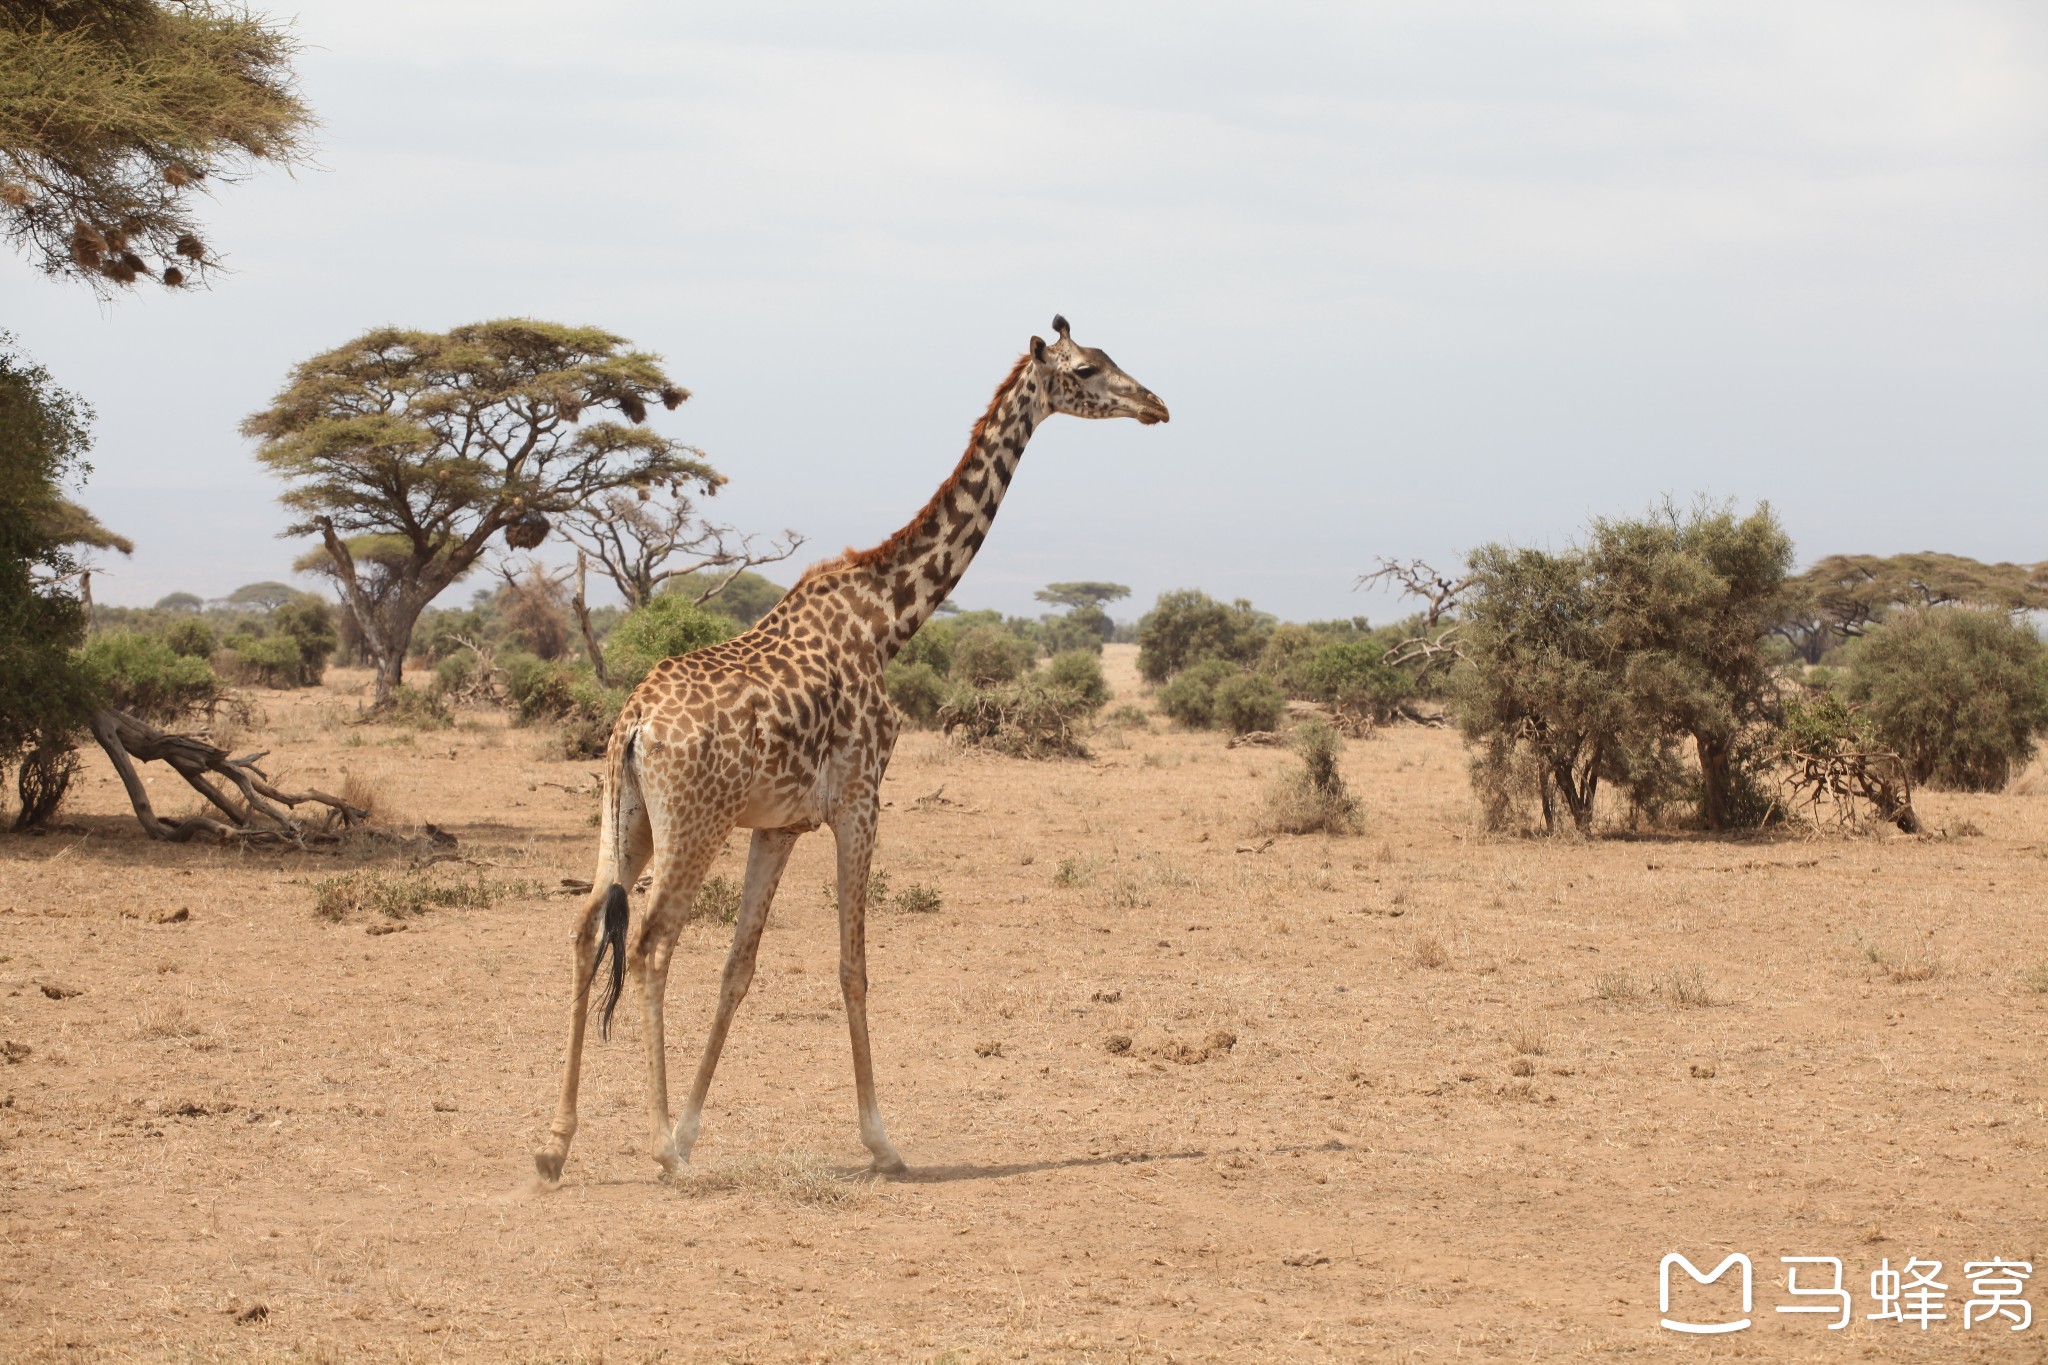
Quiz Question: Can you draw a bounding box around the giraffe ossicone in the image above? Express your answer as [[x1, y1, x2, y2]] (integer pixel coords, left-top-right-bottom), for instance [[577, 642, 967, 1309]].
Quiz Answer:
[[534, 317, 1168, 1182]]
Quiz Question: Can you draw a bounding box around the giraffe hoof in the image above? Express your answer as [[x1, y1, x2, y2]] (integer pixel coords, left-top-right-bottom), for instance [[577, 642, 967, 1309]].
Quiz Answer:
[[870, 1150, 907, 1176], [533, 1149, 565, 1183]]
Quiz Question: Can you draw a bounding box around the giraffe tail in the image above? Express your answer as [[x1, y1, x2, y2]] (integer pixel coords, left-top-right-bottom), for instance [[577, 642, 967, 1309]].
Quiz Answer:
[[592, 729, 640, 1040], [594, 883, 629, 1040]]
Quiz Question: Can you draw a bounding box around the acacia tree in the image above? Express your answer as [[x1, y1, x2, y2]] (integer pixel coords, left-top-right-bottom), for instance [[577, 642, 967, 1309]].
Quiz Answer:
[[1776, 552, 2048, 663], [248, 320, 710, 703], [557, 477, 802, 610], [1, 0, 312, 293], [1454, 543, 1625, 834], [1591, 503, 1793, 829], [1455, 503, 1794, 834]]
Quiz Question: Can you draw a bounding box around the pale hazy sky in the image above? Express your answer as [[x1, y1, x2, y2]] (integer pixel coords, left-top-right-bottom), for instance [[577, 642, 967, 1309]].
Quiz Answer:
[[6, 1, 2044, 621]]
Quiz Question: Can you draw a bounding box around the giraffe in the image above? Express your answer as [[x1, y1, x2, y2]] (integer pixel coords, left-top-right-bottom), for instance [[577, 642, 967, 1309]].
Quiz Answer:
[[535, 316, 1169, 1180]]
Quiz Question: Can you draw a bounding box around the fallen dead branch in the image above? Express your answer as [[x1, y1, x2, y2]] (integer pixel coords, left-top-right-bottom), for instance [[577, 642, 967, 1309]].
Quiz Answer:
[[89, 708, 368, 845]]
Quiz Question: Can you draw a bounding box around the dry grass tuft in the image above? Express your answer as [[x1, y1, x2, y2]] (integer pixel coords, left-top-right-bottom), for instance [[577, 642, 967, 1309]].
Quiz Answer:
[[312, 870, 541, 921], [1594, 968, 1640, 1004], [2021, 961, 2048, 995], [1664, 964, 1715, 1008], [1410, 934, 1450, 970], [670, 1152, 870, 1207], [1509, 1021, 1549, 1056], [136, 1002, 210, 1045], [1853, 929, 1944, 984]]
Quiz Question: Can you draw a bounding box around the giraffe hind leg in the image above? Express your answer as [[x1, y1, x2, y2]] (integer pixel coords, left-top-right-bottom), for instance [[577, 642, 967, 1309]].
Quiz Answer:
[[535, 786, 650, 1182]]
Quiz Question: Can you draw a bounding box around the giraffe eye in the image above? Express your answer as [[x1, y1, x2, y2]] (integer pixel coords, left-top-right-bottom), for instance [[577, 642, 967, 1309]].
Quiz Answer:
[[1072, 365, 1097, 378]]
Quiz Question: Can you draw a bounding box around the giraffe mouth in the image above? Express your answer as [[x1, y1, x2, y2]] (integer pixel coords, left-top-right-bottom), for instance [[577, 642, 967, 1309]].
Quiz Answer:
[[1133, 394, 1170, 425]]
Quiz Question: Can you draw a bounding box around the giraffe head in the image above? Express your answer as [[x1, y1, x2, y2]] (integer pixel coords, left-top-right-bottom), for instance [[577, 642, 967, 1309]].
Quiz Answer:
[[1032, 315, 1170, 425]]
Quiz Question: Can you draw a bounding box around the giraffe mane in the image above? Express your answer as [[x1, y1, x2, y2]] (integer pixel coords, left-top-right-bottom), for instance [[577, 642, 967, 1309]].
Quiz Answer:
[[794, 351, 1034, 588]]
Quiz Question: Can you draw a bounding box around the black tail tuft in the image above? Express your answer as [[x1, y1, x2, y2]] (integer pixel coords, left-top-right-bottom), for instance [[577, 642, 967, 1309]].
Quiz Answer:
[[594, 883, 629, 1040]]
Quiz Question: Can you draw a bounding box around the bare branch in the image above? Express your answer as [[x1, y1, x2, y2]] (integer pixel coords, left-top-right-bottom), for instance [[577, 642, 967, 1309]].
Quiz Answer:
[[1356, 557, 1474, 628]]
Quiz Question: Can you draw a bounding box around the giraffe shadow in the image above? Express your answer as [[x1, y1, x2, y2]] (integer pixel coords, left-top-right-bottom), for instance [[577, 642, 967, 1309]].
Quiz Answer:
[[881, 1148, 1210, 1185]]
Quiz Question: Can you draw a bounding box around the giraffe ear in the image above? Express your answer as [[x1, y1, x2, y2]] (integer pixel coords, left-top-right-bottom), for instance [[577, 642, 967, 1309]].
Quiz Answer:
[[1051, 314, 1071, 341], [1030, 335, 1047, 362]]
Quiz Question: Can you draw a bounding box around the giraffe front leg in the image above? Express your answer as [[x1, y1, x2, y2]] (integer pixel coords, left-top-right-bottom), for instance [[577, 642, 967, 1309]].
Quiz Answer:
[[833, 817, 905, 1174], [674, 827, 798, 1164]]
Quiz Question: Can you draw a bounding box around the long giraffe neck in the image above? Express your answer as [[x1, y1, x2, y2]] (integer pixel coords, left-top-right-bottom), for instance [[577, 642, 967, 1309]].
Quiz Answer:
[[854, 354, 1050, 657]]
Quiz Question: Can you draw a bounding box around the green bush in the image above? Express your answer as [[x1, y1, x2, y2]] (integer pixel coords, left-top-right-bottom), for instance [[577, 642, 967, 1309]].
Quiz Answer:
[[1212, 671, 1286, 734], [1299, 638, 1411, 724], [162, 617, 217, 659], [605, 594, 735, 689], [80, 631, 219, 724], [1845, 608, 2048, 790], [1039, 610, 1106, 656], [1156, 658, 1238, 729], [950, 625, 1037, 685], [1042, 650, 1111, 713], [896, 621, 954, 677], [221, 631, 303, 687], [433, 650, 478, 697], [885, 659, 948, 726], [500, 649, 571, 721], [273, 595, 337, 683], [383, 684, 452, 730], [1135, 589, 1271, 683]]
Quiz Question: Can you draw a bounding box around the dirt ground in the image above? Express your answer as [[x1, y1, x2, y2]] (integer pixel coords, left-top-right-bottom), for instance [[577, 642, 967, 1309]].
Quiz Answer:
[[2, 644, 2044, 1362]]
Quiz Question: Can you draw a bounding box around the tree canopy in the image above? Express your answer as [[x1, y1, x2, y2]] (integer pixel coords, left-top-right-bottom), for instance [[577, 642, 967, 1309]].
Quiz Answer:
[[1776, 552, 2048, 663], [249, 319, 710, 700], [1035, 581, 1130, 612], [1, 0, 312, 292]]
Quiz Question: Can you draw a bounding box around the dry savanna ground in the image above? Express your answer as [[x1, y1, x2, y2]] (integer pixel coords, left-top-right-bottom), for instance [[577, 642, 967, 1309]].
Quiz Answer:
[[2, 645, 2045, 1362]]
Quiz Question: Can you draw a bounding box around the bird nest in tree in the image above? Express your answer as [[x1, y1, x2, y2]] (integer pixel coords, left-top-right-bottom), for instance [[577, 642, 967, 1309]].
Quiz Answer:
[[503, 510, 552, 550]]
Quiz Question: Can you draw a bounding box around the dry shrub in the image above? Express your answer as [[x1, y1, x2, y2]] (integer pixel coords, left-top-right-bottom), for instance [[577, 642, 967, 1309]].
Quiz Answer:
[[1258, 719, 1360, 835], [12, 743, 78, 831], [2020, 961, 2048, 995], [1410, 934, 1450, 970], [939, 680, 1093, 758]]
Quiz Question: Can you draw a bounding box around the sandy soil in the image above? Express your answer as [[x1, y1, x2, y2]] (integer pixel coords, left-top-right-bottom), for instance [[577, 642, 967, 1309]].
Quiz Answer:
[[2, 645, 2044, 1362]]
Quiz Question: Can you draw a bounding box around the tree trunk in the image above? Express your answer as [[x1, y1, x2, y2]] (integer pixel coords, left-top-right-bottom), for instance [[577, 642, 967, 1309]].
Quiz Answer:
[[1697, 735, 1732, 830], [363, 592, 434, 706]]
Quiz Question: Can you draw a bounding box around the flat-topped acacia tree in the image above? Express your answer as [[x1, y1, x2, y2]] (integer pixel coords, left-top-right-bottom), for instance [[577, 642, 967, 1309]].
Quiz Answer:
[[245, 319, 719, 704]]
